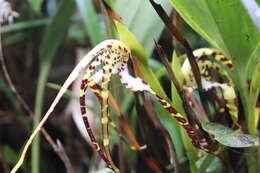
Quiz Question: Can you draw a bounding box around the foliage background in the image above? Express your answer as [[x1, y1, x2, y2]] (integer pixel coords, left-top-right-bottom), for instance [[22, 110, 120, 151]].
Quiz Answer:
[[0, 0, 259, 173]]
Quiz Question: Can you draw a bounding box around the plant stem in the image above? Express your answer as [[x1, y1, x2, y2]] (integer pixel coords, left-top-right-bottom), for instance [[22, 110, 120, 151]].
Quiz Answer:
[[32, 65, 50, 173]]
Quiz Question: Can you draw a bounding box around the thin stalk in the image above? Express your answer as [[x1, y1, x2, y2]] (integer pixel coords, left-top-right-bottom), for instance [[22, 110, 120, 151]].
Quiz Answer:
[[231, 61, 258, 173], [32, 64, 51, 173], [198, 154, 215, 173]]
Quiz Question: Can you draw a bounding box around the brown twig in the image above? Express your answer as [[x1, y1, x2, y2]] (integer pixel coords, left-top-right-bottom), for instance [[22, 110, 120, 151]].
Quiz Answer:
[[0, 29, 76, 173], [149, 0, 211, 117], [172, 11, 183, 57], [98, 0, 112, 38], [154, 41, 202, 126], [102, 0, 123, 24], [55, 140, 76, 173]]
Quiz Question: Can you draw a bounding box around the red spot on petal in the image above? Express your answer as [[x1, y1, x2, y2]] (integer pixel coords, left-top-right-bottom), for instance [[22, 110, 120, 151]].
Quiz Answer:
[[220, 57, 228, 61], [167, 107, 178, 114], [175, 117, 186, 123], [183, 124, 193, 131], [227, 64, 233, 68], [80, 83, 85, 90], [91, 84, 98, 89], [80, 107, 86, 114], [156, 94, 163, 99], [159, 101, 167, 106], [82, 117, 90, 126], [107, 44, 112, 48], [211, 52, 217, 57], [79, 96, 85, 105]]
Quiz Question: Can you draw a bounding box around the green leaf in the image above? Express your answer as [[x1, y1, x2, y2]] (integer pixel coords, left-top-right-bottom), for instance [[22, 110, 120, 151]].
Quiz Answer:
[[169, 0, 260, 71], [197, 154, 221, 173], [115, 0, 172, 56], [114, 20, 148, 66], [0, 18, 49, 34], [28, 0, 43, 13], [75, 0, 104, 45], [3, 145, 20, 165], [248, 62, 260, 134], [203, 123, 259, 147]]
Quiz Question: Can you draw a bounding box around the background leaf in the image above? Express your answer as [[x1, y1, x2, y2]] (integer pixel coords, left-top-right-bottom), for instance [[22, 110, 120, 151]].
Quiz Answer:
[[28, 0, 43, 14], [115, 0, 172, 56], [169, 0, 260, 71], [75, 0, 104, 45], [203, 123, 259, 147]]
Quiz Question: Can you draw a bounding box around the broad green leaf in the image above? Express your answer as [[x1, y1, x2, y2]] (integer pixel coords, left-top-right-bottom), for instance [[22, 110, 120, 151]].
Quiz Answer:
[[115, 20, 148, 66], [169, 0, 260, 71], [203, 123, 234, 135], [28, 0, 43, 13], [115, 0, 172, 56], [203, 123, 259, 147], [215, 133, 259, 148], [75, 0, 104, 45]]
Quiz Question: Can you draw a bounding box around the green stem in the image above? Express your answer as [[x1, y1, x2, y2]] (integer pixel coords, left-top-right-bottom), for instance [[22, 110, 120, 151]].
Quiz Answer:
[[231, 63, 258, 173], [198, 154, 215, 173], [32, 65, 50, 173]]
